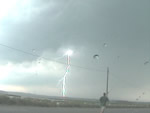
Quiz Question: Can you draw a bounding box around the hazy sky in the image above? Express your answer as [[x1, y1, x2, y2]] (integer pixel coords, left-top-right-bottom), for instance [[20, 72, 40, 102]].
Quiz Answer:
[[0, 0, 150, 101]]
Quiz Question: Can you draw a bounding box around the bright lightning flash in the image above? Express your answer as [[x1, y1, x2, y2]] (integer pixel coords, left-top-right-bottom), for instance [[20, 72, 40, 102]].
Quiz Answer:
[[59, 49, 73, 97], [65, 50, 73, 56]]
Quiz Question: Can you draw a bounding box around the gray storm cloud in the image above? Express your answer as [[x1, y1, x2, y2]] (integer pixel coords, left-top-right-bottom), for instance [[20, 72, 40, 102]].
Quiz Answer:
[[0, 0, 150, 101]]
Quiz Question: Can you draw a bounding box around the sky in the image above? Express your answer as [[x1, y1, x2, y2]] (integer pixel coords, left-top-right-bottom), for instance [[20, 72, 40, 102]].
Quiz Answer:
[[0, 0, 150, 101]]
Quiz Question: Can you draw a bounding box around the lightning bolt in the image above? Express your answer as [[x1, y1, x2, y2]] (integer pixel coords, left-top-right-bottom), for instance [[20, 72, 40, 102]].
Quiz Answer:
[[59, 55, 70, 97]]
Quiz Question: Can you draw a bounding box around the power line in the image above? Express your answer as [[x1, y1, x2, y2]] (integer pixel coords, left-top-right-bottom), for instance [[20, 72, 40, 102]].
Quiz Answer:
[[1, 43, 148, 89], [0, 43, 106, 72], [1, 43, 149, 98]]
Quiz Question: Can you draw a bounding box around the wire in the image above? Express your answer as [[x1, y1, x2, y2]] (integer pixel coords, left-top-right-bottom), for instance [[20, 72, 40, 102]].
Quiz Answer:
[[1, 43, 149, 91], [0, 43, 106, 72], [1, 43, 147, 88], [1, 42, 150, 101]]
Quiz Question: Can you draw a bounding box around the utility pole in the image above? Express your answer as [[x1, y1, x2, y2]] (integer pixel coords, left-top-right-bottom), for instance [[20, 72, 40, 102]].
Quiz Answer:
[[106, 67, 109, 96]]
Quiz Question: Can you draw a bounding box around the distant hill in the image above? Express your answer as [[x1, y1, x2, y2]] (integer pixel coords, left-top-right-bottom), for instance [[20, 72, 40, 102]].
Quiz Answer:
[[0, 90, 97, 102], [0, 90, 8, 94], [0, 90, 150, 108], [0, 90, 100, 107]]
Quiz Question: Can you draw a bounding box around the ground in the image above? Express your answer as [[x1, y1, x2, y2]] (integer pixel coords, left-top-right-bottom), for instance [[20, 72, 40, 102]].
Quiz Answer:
[[0, 106, 150, 113]]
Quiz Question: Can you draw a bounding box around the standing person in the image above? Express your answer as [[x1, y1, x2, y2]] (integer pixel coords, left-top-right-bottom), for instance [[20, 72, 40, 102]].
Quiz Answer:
[[99, 93, 109, 113]]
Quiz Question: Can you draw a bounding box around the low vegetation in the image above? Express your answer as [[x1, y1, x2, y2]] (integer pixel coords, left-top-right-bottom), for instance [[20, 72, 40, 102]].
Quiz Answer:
[[0, 95, 150, 108]]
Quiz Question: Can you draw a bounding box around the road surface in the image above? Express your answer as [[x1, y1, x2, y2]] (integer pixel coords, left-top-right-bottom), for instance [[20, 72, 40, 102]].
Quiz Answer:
[[0, 106, 149, 113]]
